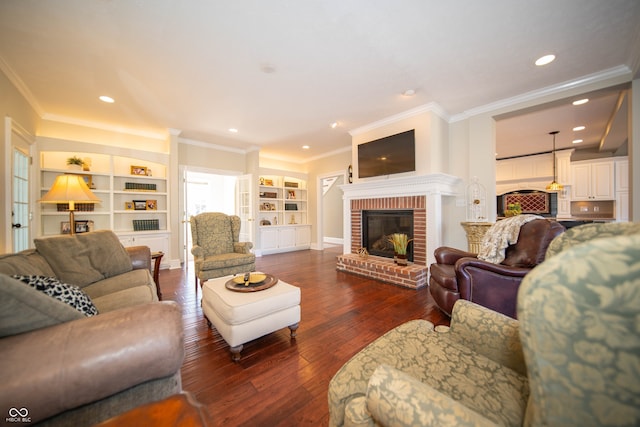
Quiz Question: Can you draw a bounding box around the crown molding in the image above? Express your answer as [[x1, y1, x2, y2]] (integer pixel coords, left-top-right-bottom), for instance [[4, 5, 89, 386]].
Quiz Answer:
[[449, 65, 633, 123], [41, 113, 167, 140], [349, 102, 449, 136], [0, 55, 44, 117], [178, 136, 250, 154]]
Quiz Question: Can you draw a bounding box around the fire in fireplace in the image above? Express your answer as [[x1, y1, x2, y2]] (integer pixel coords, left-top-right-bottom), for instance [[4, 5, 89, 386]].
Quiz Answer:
[[362, 210, 414, 261]]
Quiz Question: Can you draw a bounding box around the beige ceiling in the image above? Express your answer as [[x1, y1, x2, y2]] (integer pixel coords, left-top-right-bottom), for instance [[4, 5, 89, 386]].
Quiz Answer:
[[0, 1, 639, 163]]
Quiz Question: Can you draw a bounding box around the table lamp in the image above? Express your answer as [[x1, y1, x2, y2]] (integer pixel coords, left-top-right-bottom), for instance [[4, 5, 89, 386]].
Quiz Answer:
[[39, 174, 101, 234]]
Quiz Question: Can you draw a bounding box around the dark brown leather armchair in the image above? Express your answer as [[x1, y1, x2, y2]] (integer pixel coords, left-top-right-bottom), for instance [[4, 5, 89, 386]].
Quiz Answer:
[[429, 219, 565, 318]]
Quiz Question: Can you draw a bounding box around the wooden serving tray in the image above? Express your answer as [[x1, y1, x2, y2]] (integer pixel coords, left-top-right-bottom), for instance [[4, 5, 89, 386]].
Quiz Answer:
[[225, 274, 278, 292]]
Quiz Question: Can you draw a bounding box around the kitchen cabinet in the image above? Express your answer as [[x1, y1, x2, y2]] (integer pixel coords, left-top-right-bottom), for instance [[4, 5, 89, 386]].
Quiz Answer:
[[615, 158, 629, 222], [571, 159, 614, 201], [496, 153, 552, 182]]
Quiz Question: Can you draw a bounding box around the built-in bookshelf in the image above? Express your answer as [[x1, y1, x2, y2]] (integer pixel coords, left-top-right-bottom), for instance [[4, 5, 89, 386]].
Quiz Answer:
[[38, 151, 170, 258], [257, 175, 310, 255]]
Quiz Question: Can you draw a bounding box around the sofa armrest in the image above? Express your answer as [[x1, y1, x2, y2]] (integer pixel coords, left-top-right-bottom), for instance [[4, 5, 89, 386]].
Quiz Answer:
[[434, 246, 477, 264], [361, 365, 495, 427], [0, 302, 184, 425], [447, 300, 526, 375], [191, 245, 204, 258], [234, 242, 253, 254], [126, 245, 151, 271]]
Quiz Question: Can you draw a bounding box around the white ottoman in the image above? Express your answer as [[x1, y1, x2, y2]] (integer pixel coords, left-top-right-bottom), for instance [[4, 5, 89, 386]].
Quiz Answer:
[[202, 275, 301, 361]]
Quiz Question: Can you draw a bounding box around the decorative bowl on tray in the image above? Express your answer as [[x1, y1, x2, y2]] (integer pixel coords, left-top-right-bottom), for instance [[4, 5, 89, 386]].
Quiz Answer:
[[232, 272, 267, 285]]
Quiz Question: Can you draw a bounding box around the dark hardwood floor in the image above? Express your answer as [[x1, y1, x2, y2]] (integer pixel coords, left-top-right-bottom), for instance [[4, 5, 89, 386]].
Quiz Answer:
[[159, 246, 449, 426]]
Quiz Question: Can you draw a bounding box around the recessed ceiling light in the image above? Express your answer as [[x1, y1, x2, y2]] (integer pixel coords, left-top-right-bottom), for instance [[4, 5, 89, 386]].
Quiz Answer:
[[535, 54, 556, 66], [572, 139, 583, 144], [573, 126, 586, 131], [572, 98, 589, 106], [260, 64, 276, 74], [302, 145, 310, 150], [228, 128, 238, 133], [99, 95, 114, 103], [330, 122, 338, 129], [402, 89, 416, 97]]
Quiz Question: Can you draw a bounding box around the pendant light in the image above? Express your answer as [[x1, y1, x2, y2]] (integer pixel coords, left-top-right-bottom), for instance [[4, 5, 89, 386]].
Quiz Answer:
[[546, 130, 563, 192]]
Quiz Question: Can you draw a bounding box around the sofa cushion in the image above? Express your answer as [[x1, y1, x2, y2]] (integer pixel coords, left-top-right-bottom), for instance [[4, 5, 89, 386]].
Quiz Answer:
[[328, 319, 528, 427], [12, 275, 98, 317], [92, 286, 157, 313], [0, 249, 56, 277], [34, 230, 133, 287], [0, 274, 84, 337], [82, 269, 157, 301]]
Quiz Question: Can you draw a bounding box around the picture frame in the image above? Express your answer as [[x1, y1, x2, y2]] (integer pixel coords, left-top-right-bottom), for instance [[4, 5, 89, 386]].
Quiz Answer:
[[61, 221, 71, 234], [81, 174, 92, 189], [288, 190, 296, 199], [130, 166, 148, 176], [133, 200, 147, 210], [74, 220, 89, 234], [146, 200, 157, 210], [125, 201, 135, 210], [264, 179, 274, 186]]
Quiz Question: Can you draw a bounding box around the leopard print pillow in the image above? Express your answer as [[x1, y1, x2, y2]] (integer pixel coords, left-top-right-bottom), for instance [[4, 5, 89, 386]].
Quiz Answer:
[[12, 275, 99, 317]]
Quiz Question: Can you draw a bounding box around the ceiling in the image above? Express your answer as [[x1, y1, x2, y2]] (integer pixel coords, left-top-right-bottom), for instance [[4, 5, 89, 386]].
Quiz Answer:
[[0, 1, 639, 163]]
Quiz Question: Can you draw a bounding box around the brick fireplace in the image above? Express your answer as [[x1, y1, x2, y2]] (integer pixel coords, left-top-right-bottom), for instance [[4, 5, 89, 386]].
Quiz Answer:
[[337, 174, 459, 289], [351, 196, 426, 265]]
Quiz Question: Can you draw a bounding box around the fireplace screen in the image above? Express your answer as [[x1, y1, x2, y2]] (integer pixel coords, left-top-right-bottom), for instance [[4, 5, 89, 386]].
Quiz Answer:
[[362, 210, 413, 261]]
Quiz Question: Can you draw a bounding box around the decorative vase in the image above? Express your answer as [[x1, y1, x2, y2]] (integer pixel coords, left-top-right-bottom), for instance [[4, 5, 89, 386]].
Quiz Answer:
[[67, 164, 82, 171], [396, 254, 408, 266]]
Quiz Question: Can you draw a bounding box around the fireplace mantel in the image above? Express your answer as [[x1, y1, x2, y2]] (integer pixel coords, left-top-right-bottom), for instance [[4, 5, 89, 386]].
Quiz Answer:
[[340, 173, 461, 269], [341, 173, 460, 199]]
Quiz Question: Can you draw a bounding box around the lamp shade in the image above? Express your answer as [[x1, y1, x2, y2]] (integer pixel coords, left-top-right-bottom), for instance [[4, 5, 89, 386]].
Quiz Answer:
[[39, 174, 101, 206]]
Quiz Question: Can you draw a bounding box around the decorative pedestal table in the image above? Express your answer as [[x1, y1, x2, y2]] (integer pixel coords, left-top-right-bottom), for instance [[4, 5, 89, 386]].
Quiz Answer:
[[460, 222, 494, 254]]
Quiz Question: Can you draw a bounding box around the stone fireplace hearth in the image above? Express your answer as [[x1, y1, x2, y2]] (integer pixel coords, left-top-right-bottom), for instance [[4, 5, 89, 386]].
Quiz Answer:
[[338, 174, 459, 289]]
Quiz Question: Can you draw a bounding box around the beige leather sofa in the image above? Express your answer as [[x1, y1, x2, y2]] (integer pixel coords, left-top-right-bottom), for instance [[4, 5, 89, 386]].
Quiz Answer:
[[0, 230, 184, 426]]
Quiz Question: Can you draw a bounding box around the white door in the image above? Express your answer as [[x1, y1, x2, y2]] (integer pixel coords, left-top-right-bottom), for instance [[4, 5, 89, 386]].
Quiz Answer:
[[12, 147, 30, 252], [5, 118, 34, 253], [236, 174, 254, 244]]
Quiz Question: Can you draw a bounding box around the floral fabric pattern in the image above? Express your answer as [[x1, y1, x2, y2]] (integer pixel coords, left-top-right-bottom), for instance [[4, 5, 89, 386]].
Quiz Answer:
[[519, 233, 640, 426], [190, 213, 255, 282], [328, 314, 528, 426], [545, 221, 640, 259]]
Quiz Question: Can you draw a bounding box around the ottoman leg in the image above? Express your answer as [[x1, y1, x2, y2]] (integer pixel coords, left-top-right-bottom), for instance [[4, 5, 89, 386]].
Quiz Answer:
[[230, 345, 243, 362], [288, 323, 299, 338]]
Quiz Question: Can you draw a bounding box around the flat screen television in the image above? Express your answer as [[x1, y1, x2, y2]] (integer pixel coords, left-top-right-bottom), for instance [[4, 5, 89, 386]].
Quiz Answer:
[[357, 129, 416, 178]]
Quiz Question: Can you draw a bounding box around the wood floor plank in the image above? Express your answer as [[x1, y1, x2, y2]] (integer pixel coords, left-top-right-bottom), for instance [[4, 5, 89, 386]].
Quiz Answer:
[[159, 246, 448, 426]]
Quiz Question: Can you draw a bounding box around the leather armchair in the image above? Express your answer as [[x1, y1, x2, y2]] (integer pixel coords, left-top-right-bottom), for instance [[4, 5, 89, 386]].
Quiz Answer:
[[429, 218, 564, 318], [190, 212, 256, 291]]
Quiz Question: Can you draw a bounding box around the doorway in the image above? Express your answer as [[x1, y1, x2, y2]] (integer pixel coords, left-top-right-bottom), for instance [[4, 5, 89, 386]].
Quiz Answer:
[[317, 171, 346, 250], [183, 169, 238, 263]]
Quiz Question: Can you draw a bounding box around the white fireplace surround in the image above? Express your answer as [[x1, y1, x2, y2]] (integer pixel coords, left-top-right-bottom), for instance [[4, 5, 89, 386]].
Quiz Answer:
[[340, 173, 461, 268]]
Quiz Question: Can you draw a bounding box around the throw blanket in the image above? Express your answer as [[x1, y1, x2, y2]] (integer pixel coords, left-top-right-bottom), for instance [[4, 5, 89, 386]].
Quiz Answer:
[[477, 214, 543, 264]]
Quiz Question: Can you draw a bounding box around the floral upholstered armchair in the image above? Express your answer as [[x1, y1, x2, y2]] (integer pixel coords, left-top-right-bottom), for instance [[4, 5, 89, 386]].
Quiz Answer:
[[328, 222, 640, 426], [190, 212, 255, 292]]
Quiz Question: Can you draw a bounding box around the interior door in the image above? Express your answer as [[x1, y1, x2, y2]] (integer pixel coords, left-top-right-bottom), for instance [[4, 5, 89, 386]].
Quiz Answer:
[[5, 117, 34, 253], [236, 174, 254, 244], [12, 147, 30, 252]]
